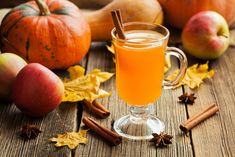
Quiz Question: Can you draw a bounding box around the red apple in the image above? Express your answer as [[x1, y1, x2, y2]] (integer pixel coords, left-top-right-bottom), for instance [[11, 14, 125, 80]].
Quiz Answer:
[[182, 11, 230, 59], [13, 63, 64, 117], [0, 53, 27, 102]]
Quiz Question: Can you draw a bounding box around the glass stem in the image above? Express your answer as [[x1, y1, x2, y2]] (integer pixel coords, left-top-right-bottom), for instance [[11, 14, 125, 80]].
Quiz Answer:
[[129, 105, 150, 123]]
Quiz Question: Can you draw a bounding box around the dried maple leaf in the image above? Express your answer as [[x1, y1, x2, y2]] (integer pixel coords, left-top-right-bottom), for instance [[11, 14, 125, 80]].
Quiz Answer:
[[62, 65, 114, 103], [167, 62, 215, 89], [65, 65, 85, 81], [49, 129, 89, 149], [106, 44, 171, 72]]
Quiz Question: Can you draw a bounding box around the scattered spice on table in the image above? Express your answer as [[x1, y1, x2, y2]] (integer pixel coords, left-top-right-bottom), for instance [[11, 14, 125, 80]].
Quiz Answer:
[[20, 124, 42, 140], [178, 93, 197, 105], [150, 132, 173, 148]]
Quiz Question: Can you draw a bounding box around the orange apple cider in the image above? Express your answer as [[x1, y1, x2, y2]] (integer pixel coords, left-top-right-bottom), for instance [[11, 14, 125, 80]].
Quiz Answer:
[[114, 30, 168, 106]]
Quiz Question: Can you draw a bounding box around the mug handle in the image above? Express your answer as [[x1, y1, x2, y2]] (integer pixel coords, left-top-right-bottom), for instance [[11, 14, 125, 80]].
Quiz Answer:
[[163, 47, 188, 89]]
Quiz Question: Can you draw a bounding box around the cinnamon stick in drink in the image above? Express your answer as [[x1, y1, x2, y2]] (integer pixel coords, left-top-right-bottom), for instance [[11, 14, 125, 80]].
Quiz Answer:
[[111, 10, 126, 39], [116, 9, 123, 28], [83, 117, 122, 145], [180, 103, 219, 132]]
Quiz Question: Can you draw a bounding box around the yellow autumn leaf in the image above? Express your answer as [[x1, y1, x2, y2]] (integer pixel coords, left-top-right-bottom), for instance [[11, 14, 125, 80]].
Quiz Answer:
[[68, 65, 85, 80], [167, 62, 215, 89], [88, 69, 114, 83], [62, 65, 114, 103], [63, 65, 85, 82], [106, 44, 171, 72], [49, 129, 89, 149]]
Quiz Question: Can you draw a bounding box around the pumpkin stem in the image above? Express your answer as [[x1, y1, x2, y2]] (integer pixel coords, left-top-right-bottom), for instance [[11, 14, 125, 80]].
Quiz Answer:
[[35, 0, 51, 16]]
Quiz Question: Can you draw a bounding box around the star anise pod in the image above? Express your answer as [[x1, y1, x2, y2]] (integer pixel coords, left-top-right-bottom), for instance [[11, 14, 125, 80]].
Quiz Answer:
[[150, 132, 173, 148], [20, 124, 42, 140], [178, 93, 197, 105]]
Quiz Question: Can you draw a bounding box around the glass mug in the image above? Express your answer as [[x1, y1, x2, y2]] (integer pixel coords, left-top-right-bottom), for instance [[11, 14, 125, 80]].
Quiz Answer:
[[111, 22, 187, 140]]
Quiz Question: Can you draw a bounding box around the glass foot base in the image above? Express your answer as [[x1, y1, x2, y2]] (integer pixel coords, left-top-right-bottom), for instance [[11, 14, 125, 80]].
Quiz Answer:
[[113, 115, 165, 140]]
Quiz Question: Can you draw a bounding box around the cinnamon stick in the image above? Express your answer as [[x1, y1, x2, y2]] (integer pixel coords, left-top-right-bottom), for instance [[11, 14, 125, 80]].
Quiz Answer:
[[180, 103, 219, 132], [82, 117, 122, 146], [111, 10, 126, 39], [116, 9, 123, 28], [83, 100, 110, 118]]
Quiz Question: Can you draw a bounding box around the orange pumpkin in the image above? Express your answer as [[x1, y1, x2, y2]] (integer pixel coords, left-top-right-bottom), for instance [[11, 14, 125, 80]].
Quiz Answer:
[[0, 0, 91, 69], [158, 0, 235, 29]]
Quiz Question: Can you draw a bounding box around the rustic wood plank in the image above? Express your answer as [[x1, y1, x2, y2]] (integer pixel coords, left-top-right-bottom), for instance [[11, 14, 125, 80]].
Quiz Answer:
[[75, 42, 193, 157], [183, 44, 235, 156]]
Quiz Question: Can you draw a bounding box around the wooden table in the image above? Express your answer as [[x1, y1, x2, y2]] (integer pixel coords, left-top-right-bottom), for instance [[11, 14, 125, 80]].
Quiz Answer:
[[0, 9, 235, 157]]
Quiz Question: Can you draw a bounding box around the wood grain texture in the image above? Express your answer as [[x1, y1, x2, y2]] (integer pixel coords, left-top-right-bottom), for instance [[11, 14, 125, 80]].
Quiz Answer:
[[184, 45, 235, 157], [75, 42, 193, 157], [0, 102, 78, 157]]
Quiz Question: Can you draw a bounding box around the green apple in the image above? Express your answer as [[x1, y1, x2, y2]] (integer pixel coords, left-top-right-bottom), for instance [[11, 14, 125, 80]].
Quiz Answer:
[[182, 11, 229, 59]]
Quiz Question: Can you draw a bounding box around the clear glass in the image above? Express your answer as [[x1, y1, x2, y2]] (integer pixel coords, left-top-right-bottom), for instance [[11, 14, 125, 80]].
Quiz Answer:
[[111, 22, 187, 140]]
